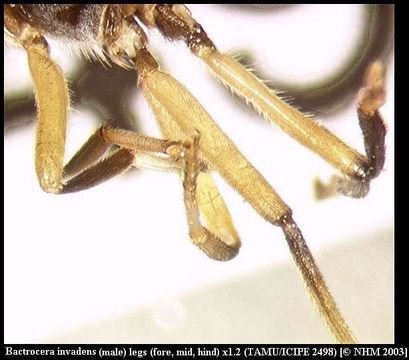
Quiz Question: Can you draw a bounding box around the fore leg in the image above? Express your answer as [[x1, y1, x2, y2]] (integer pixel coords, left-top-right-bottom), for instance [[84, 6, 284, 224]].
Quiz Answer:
[[4, 6, 181, 195], [4, 9, 69, 193], [28, 39, 68, 194], [4, 5, 145, 195], [62, 149, 135, 194], [60, 123, 177, 193]]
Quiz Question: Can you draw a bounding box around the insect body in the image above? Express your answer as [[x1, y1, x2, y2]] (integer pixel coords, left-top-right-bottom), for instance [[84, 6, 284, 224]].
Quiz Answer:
[[4, 4, 390, 343]]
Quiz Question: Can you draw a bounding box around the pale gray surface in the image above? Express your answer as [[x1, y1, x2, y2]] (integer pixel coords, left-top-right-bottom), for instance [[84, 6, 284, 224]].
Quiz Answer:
[[48, 227, 393, 344]]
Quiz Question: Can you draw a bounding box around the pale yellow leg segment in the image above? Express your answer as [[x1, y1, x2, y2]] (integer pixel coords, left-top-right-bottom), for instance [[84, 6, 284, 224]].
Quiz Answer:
[[26, 38, 69, 193], [135, 50, 290, 225], [131, 148, 241, 250], [196, 172, 240, 251], [180, 134, 240, 261], [199, 51, 368, 179], [136, 144, 241, 259]]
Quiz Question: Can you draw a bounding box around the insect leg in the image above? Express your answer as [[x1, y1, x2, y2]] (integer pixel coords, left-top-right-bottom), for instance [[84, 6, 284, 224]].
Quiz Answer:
[[138, 5, 388, 199], [179, 133, 240, 261], [60, 123, 176, 193], [21, 35, 68, 193], [4, 16, 140, 196], [29, 42, 69, 194], [5, 6, 69, 193], [130, 47, 355, 342], [280, 214, 357, 343], [314, 62, 387, 199], [100, 125, 241, 260], [61, 149, 135, 194], [63, 129, 113, 180], [125, 9, 358, 342], [104, 125, 242, 260], [62, 121, 241, 259]]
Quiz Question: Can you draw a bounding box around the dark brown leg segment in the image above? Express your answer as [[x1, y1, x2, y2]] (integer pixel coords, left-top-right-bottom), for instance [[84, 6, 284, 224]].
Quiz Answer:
[[60, 123, 177, 194], [280, 214, 356, 343], [63, 129, 112, 180], [61, 148, 135, 194], [57, 124, 135, 194], [315, 62, 387, 199]]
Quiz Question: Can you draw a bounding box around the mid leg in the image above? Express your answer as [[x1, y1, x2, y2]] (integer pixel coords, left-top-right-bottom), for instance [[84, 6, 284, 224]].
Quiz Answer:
[[101, 126, 241, 261], [61, 123, 241, 260]]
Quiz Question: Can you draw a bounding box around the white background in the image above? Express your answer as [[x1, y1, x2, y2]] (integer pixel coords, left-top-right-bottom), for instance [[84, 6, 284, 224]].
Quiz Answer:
[[4, 4, 394, 343]]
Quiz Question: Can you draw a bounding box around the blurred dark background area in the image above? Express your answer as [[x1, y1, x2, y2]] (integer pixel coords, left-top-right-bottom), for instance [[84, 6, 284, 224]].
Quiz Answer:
[[4, 4, 394, 132]]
